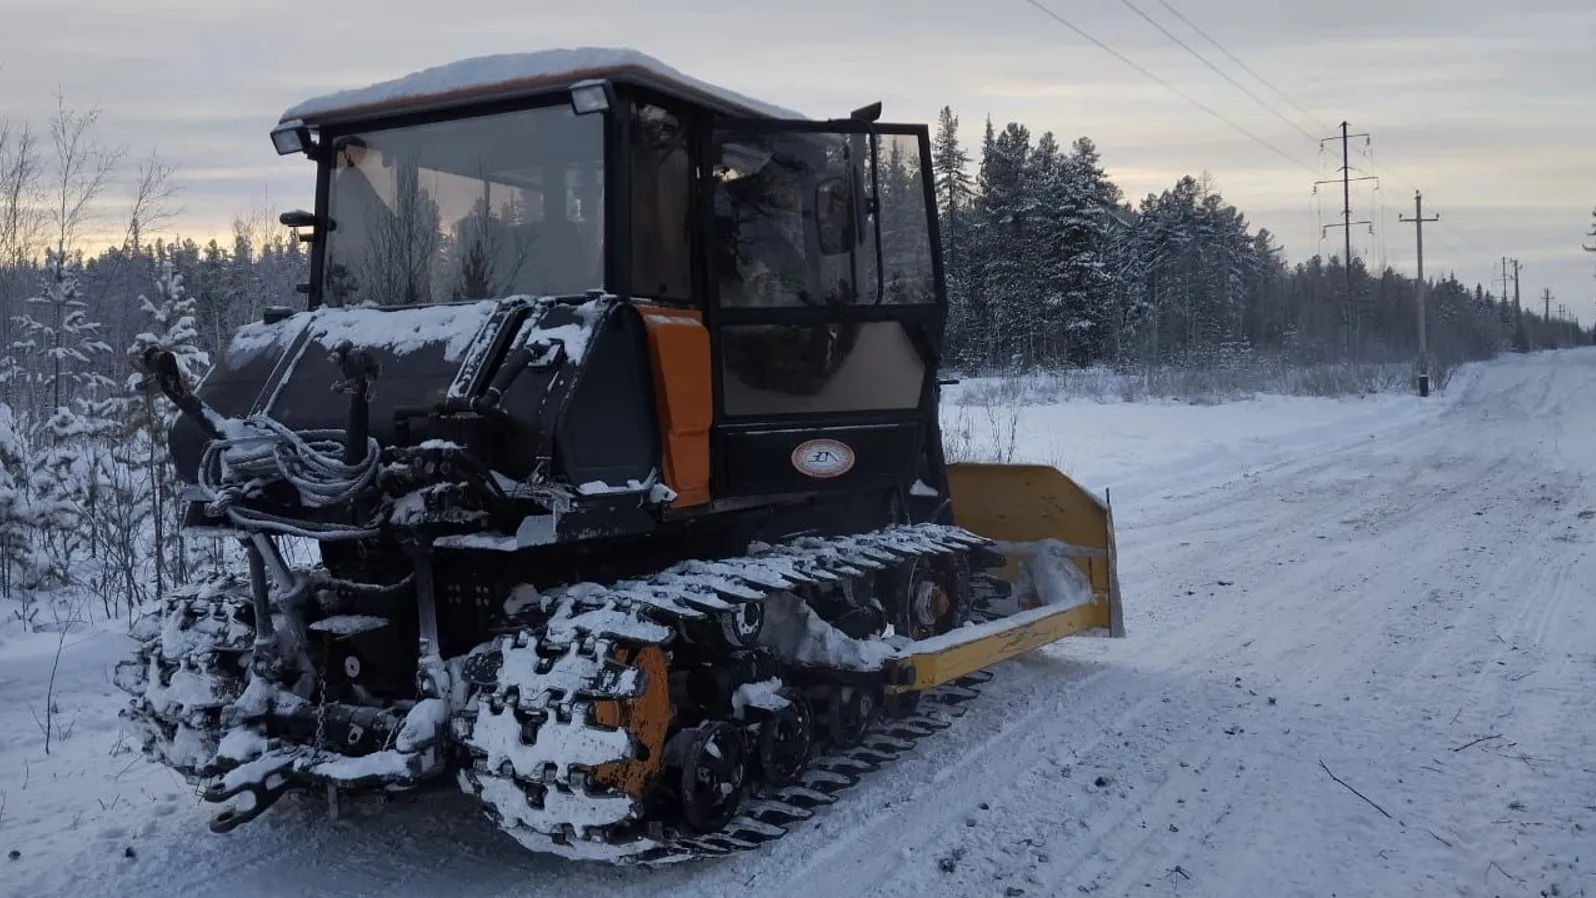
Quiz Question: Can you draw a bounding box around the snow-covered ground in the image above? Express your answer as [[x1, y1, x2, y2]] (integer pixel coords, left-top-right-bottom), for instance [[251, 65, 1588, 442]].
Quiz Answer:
[[3, 349, 1593, 898]]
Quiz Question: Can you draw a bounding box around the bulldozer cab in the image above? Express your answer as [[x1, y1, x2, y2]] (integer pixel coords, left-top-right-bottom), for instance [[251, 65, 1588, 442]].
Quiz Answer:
[[280, 62, 950, 509]]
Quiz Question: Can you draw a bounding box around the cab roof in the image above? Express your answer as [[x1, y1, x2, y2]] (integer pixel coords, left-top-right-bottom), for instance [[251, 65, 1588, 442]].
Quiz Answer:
[[279, 46, 807, 128]]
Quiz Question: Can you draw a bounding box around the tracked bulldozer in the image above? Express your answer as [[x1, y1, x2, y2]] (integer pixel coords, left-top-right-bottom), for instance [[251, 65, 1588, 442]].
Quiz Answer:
[[115, 47, 1123, 863]]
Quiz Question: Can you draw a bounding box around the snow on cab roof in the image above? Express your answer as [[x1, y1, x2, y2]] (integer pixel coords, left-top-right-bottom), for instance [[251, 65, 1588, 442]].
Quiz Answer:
[[280, 46, 806, 127]]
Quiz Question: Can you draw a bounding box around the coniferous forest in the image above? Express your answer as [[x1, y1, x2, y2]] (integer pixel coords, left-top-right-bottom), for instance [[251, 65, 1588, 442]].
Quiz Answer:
[[0, 96, 1589, 620], [924, 108, 1589, 381]]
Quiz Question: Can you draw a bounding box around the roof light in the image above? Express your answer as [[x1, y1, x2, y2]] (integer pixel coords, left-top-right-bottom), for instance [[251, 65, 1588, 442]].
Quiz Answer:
[[569, 79, 612, 115], [270, 120, 313, 156]]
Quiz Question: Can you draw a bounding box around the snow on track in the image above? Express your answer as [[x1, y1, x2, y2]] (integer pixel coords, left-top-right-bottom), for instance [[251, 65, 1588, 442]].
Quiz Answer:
[[3, 350, 1594, 898]]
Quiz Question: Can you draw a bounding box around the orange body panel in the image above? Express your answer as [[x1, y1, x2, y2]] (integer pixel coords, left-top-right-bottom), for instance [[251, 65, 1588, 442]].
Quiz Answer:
[[636, 304, 713, 508]]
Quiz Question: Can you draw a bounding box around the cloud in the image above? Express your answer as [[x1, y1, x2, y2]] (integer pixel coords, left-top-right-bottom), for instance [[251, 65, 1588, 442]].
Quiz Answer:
[[2, 0, 1591, 320]]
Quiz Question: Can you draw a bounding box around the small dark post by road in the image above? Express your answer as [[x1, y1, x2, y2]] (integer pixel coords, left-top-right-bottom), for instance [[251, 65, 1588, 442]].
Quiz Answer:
[[1399, 190, 1438, 396]]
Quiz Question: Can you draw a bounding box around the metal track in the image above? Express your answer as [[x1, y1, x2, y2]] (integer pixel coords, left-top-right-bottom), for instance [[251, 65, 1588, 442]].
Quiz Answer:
[[115, 572, 257, 778], [114, 522, 1009, 865], [641, 670, 992, 864], [455, 521, 1003, 865]]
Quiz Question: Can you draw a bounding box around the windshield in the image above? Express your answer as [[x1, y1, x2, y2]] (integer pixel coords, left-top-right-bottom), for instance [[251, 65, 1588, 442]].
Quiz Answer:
[[321, 104, 604, 306]]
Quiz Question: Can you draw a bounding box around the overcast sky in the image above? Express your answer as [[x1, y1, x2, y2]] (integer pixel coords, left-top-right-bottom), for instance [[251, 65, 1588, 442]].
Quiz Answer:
[[2, 0, 1592, 321]]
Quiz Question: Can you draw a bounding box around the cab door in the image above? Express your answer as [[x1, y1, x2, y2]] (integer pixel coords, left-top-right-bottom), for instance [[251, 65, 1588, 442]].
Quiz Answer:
[[701, 117, 948, 502]]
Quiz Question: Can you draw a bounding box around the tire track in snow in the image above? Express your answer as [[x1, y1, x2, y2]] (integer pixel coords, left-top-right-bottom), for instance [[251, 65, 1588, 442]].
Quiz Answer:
[[1001, 690, 1272, 897], [816, 457, 1431, 896], [761, 661, 1167, 898]]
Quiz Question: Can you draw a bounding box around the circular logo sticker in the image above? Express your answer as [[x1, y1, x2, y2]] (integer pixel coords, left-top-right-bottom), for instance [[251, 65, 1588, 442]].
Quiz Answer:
[[791, 438, 856, 479]]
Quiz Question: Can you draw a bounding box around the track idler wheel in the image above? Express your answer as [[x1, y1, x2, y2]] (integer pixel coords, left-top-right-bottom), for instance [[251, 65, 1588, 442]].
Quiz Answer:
[[680, 721, 748, 833], [883, 688, 921, 719], [754, 688, 814, 788], [820, 683, 879, 749], [719, 602, 765, 648], [895, 554, 971, 641]]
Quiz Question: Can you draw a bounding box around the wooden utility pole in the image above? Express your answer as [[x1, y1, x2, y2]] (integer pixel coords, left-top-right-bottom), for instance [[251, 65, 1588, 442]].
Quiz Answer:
[[1316, 122, 1375, 356], [1542, 287, 1551, 322], [1399, 190, 1438, 396]]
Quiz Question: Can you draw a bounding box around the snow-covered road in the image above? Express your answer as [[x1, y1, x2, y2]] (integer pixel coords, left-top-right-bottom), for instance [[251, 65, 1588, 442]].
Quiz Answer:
[[4, 349, 1593, 898]]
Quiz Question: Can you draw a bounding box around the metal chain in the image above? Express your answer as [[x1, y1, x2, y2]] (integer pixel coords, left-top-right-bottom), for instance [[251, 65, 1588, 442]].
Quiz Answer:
[[312, 663, 330, 754]]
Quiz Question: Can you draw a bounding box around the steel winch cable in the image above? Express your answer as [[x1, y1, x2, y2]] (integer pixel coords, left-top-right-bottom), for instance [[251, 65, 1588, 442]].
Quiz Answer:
[[199, 415, 383, 540]]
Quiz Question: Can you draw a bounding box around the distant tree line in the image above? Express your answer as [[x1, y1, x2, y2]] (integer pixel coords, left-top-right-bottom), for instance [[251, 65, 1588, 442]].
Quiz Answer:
[[927, 107, 1591, 377]]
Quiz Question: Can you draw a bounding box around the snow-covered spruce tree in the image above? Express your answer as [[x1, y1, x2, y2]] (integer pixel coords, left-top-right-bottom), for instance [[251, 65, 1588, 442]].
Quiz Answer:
[[1025, 132, 1113, 368], [0, 402, 48, 613], [12, 249, 117, 408], [1064, 137, 1123, 365], [931, 107, 975, 366], [14, 250, 120, 595], [969, 120, 1034, 372], [1068, 137, 1122, 213], [124, 259, 212, 607]]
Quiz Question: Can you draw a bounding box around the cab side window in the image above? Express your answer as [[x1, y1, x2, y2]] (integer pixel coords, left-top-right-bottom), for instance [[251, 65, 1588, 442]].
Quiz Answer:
[[711, 130, 841, 309], [630, 104, 692, 301]]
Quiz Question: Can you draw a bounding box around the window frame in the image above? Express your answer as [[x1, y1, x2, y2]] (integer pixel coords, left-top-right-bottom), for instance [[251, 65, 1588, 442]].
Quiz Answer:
[[616, 85, 705, 306], [698, 116, 948, 426], [702, 118, 947, 322], [308, 92, 621, 309]]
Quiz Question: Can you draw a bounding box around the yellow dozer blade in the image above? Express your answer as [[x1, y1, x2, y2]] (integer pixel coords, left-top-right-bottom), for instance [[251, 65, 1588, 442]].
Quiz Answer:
[[885, 462, 1124, 693]]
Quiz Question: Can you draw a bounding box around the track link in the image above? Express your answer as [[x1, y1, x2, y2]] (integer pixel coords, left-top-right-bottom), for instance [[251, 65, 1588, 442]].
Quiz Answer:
[[455, 522, 1003, 864], [114, 572, 257, 778], [650, 670, 992, 863]]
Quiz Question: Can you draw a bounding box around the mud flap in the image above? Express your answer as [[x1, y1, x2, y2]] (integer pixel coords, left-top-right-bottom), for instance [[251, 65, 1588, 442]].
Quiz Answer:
[[886, 463, 1124, 692]]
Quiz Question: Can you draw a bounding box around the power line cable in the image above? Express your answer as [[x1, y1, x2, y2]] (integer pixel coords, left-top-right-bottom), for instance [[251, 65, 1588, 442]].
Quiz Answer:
[[1148, 0, 1334, 135], [1115, 0, 1320, 143], [1020, 0, 1319, 174], [1361, 140, 1388, 270], [1023, 0, 1502, 289], [1140, 0, 1503, 278], [1345, 150, 1496, 260]]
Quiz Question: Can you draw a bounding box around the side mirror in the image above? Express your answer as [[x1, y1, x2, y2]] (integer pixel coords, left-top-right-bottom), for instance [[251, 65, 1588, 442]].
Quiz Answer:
[[851, 159, 870, 239], [280, 209, 329, 244], [815, 176, 856, 256]]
